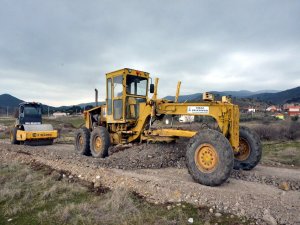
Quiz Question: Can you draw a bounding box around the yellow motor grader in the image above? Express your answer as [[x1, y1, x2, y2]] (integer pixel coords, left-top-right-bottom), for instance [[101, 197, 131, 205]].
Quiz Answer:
[[75, 68, 262, 186]]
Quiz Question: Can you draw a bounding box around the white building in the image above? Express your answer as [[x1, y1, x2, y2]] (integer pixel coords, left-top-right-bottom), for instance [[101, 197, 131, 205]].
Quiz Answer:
[[179, 115, 194, 123], [248, 108, 256, 113], [53, 112, 68, 118]]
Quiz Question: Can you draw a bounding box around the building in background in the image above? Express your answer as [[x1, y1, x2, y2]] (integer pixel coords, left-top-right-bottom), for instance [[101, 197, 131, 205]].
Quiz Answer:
[[247, 107, 256, 113], [179, 115, 194, 123], [266, 105, 281, 112], [287, 106, 300, 116], [53, 112, 68, 118]]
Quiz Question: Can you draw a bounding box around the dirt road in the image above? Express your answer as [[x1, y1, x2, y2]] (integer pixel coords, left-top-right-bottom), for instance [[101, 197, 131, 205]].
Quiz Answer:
[[0, 140, 300, 225]]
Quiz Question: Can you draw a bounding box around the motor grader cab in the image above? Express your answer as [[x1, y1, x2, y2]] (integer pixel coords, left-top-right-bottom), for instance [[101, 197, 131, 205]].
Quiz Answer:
[[11, 102, 58, 145], [75, 68, 262, 186]]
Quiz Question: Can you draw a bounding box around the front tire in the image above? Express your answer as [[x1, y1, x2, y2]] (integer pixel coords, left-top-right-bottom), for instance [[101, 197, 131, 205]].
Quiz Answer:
[[186, 129, 234, 186], [90, 127, 110, 158], [74, 127, 91, 155], [234, 126, 262, 170]]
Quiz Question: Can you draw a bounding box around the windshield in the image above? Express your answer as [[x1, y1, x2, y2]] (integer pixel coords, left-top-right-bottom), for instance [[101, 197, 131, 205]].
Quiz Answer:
[[24, 106, 41, 116], [126, 75, 147, 96]]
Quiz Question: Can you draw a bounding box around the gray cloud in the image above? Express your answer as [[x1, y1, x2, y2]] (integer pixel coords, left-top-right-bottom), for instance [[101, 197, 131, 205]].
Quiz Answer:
[[0, 0, 299, 106]]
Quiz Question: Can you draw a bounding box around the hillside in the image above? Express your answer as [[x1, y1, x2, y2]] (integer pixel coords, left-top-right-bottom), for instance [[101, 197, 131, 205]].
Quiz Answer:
[[250, 86, 300, 104], [211, 90, 278, 98], [164, 93, 201, 102], [1, 86, 298, 111], [164, 90, 279, 102], [0, 94, 23, 107], [77, 101, 105, 108]]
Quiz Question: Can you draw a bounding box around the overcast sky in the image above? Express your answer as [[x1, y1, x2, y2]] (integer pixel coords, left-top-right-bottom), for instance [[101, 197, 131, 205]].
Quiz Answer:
[[0, 0, 299, 106]]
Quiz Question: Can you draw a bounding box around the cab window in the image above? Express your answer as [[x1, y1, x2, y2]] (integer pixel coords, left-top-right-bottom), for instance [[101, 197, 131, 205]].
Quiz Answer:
[[126, 75, 147, 96], [113, 75, 123, 97]]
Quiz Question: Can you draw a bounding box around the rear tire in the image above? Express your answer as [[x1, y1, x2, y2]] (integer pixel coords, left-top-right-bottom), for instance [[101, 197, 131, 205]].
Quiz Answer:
[[10, 127, 20, 145], [186, 129, 234, 186], [74, 127, 91, 155], [90, 127, 110, 158], [234, 126, 262, 170]]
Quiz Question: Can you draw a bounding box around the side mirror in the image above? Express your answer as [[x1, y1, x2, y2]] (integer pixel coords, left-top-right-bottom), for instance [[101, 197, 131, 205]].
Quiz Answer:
[[150, 84, 155, 94]]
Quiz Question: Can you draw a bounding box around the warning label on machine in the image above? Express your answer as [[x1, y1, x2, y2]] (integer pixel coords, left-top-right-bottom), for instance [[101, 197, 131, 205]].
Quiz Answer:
[[187, 106, 209, 114]]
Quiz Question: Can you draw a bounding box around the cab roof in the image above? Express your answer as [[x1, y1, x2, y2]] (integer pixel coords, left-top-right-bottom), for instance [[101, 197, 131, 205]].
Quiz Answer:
[[106, 68, 150, 79]]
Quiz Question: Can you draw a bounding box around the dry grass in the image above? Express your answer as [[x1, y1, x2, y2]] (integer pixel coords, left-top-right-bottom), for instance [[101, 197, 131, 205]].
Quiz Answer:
[[262, 141, 300, 167], [0, 163, 252, 225], [246, 120, 300, 141]]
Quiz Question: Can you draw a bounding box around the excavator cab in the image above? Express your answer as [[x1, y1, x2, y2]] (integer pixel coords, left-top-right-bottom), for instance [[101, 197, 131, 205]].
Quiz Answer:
[[105, 68, 150, 123]]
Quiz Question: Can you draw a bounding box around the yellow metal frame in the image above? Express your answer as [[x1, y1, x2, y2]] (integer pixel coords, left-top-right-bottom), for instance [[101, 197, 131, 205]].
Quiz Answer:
[[156, 102, 240, 150], [16, 130, 58, 141], [84, 68, 241, 153], [144, 129, 196, 138], [84, 106, 105, 129]]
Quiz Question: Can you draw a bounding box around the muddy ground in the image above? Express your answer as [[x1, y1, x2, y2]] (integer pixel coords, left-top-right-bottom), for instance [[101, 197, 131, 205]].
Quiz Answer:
[[0, 140, 300, 225]]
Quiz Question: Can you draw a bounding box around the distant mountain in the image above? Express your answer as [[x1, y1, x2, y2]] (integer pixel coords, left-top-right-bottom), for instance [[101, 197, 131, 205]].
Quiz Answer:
[[2, 86, 298, 113], [163, 87, 300, 106], [0, 94, 55, 112], [0, 94, 23, 107], [211, 90, 279, 98], [164, 90, 280, 102], [77, 101, 105, 108], [164, 93, 202, 102], [250, 86, 300, 104]]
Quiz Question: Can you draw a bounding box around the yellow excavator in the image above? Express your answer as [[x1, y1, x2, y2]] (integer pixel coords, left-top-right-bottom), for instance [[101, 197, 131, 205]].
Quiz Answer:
[[74, 68, 262, 186], [11, 102, 58, 145]]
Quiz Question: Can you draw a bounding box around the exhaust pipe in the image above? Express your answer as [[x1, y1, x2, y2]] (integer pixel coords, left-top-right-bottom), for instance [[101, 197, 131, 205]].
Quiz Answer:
[[95, 88, 98, 107]]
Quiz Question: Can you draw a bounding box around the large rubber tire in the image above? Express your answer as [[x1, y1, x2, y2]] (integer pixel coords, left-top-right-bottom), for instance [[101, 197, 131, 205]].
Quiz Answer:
[[10, 127, 20, 145], [90, 127, 110, 158], [74, 127, 91, 155], [234, 126, 262, 170], [186, 129, 234, 186]]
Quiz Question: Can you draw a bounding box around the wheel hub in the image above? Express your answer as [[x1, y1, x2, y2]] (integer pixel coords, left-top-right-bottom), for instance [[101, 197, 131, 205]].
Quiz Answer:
[[94, 136, 103, 153], [78, 136, 84, 150], [195, 144, 218, 173], [236, 138, 250, 161]]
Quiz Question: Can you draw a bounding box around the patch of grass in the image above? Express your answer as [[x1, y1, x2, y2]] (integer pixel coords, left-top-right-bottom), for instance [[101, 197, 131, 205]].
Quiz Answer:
[[0, 163, 254, 225], [0, 118, 15, 127], [262, 141, 300, 167], [44, 116, 84, 129]]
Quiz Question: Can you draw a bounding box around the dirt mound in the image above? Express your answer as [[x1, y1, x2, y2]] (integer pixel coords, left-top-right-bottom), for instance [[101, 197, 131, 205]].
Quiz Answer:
[[101, 140, 188, 169]]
